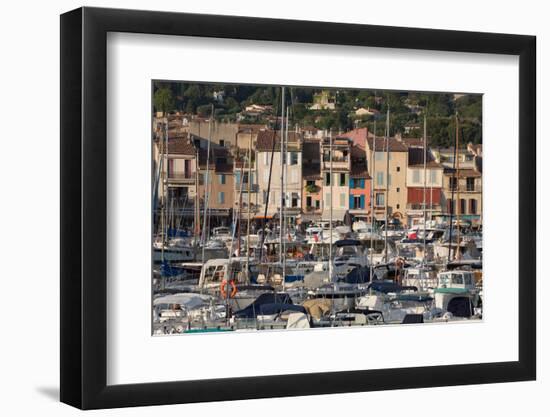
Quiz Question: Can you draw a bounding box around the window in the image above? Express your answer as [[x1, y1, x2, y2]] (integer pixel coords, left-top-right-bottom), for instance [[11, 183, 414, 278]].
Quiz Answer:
[[396, 166, 400, 172], [449, 177, 457, 190], [262, 191, 267, 204], [307, 180, 315, 187], [218, 192, 225, 204], [396, 187, 400, 193], [396, 204, 400, 209], [340, 193, 346, 208], [290, 152, 299, 165], [376, 172, 384, 186], [199, 173, 204, 185], [375, 193, 385, 206], [466, 177, 475, 191], [218, 174, 226, 185], [292, 193, 299, 207], [351, 178, 365, 189], [306, 196, 312, 207], [315, 200, 320, 209], [460, 199, 466, 214], [339, 173, 346, 186], [219, 139, 225, 147], [325, 172, 331, 185], [451, 274, 464, 285], [447, 199, 455, 214], [469, 199, 477, 214], [430, 170, 437, 185], [413, 169, 421, 184], [353, 196, 361, 209]]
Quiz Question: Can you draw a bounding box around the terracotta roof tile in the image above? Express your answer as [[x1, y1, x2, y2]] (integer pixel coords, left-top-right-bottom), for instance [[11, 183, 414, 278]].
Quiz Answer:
[[256, 130, 302, 151], [303, 163, 321, 180], [167, 135, 196, 156], [366, 136, 409, 152]]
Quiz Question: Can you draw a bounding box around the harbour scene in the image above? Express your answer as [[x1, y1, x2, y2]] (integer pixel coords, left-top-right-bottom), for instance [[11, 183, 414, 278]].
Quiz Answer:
[[152, 83, 483, 335]]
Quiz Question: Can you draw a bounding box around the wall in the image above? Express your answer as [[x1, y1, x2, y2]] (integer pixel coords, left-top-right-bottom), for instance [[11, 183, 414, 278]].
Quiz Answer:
[[0, 1, 545, 417], [257, 151, 302, 216], [370, 150, 408, 220]]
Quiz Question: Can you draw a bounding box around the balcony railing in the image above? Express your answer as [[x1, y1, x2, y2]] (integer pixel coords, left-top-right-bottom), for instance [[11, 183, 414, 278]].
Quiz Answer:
[[235, 183, 259, 192], [446, 184, 481, 192], [167, 172, 195, 182], [322, 161, 350, 170]]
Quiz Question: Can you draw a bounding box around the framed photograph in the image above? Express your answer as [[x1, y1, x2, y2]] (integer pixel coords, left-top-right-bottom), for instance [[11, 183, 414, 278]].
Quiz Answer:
[[60, 6, 536, 410]]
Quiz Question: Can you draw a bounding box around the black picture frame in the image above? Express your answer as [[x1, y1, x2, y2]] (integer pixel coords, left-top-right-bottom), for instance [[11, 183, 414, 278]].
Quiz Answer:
[[60, 6, 536, 410]]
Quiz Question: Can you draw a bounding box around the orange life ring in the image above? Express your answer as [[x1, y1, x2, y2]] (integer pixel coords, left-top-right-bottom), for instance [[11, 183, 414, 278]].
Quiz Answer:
[[220, 279, 238, 298]]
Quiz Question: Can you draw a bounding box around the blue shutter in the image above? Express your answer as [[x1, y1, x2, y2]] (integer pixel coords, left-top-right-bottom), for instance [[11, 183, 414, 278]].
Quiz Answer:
[[350, 178, 354, 188], [349, 195, 354, 209], [361, 179, 365, 188], [360, 195, 365, 209], [235, 172, 241, 186]]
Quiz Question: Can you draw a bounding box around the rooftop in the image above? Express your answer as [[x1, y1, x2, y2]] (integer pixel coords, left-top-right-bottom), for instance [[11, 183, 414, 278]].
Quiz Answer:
[[256, 130, 302, 151]]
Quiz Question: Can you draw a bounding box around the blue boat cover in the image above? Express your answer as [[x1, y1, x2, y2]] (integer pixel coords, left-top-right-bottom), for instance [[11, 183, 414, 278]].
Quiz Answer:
[[342, 266, 372, 284], [234, 293, 293, 318], [335, 239, 362, 247], [368, 280, 418, 294]]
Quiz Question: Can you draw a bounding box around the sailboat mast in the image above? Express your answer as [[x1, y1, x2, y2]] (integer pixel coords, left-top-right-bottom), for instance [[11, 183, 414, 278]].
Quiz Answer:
[[455, 112, 461, 259], [423, 114, 427, 266], [246, 129, 253, 279], [370, 120, 376, 275], [201, 105, 214, 262], [279, 87, 285, 270], [447, 113, 458, 263], [384, 107, 390, 263], [329, 130, 333, 281], [283, 106, 289, 287], [161, 117, 168, 290], [194, 147, 200, 245]]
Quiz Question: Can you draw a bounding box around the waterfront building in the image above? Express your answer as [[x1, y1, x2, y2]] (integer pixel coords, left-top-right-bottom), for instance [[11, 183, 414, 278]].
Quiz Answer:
[[321, 135, 352, 221], [256, 130, 303, 223], [405, 145, 444, 226], [301, 139, 322, 222], [365, 135, 409, 224]]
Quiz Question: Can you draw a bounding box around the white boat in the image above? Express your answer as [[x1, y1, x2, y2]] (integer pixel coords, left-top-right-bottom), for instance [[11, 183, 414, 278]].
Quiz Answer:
[[153, 245, 195, 262], [332, 239, 369, 281], [401, 266, 438, 290], [211, 226, 232, 242], [356, 292, 440, 324], [432, 270, 482, 318]]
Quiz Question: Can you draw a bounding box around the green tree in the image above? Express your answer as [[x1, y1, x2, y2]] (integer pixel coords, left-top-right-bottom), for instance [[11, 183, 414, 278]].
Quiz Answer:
[[153, 87, 175, 114]]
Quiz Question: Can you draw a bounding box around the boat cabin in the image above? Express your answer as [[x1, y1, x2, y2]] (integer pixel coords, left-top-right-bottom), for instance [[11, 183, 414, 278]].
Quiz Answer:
[[198, 258, 248, 290], [437, 270, 476, 290]]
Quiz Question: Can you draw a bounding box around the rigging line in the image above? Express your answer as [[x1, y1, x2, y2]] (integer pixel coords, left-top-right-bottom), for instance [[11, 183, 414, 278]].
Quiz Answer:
[[258, 88, 282, 262]]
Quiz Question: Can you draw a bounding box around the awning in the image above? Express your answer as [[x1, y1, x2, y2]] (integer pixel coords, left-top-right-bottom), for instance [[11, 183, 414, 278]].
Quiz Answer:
[[321, 209, 346, 221]]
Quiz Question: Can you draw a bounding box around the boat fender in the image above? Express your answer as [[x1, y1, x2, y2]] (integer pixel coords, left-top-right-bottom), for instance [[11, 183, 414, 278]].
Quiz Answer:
[[220, 279, 238, 298]]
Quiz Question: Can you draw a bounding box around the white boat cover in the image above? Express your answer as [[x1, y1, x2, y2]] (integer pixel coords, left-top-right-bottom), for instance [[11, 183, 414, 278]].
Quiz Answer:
[[153, 293, 212, 309], [286, 312, 310, 329]]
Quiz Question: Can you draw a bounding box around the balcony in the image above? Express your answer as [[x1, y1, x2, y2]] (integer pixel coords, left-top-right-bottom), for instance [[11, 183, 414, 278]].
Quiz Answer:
[[235, 183, 259, 192], [304, 206, 322, 213], [322, 160, 350, 171], [167, 171, 195, 183], [446, 184, 481, 192]]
